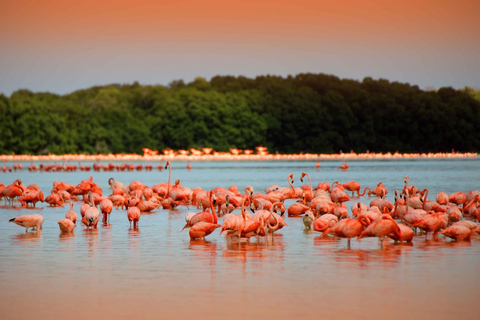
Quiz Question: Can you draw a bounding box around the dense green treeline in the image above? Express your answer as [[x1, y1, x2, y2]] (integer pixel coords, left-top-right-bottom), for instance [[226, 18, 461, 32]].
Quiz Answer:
[[1, 73, 480, 155]]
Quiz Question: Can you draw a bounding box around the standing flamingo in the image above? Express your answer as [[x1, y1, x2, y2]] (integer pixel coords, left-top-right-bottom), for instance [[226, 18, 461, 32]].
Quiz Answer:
[[2, 179, 25, 206], [188, 221, 221, 240], [9, 214, 44, 232], [357, 214, 402, 247], [313, 214, 338, 233], [439, 225, 471, 241], [84, 192, 100, 229], [221, 199, 248, 238], [300, 172, 314, 203], [182, 191, 217, 230], [322, 215, 370, 248], [58, 219, 76, 233], [99, 198, 113, 224], [127, 206, 141, 228], [338, 161, 349, 170], [65, 202, 78, 224], [19, 185, 45, 208], [412, 211, 448, 240]]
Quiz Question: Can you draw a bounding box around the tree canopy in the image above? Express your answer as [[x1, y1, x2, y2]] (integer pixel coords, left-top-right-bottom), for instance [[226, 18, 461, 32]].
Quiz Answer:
[[2, 73, 479, 155]]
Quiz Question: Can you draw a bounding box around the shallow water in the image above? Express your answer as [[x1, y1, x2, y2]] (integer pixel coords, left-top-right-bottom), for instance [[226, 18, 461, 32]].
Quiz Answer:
[[1, 159, 479, 320]]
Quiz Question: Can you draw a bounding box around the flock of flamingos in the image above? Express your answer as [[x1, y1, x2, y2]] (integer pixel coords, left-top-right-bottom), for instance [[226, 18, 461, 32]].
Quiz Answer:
[[2, 160, 480, 247]]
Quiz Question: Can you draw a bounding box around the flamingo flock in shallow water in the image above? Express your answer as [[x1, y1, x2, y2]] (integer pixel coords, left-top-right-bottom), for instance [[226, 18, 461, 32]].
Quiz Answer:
[[2, 167, 480, 248]]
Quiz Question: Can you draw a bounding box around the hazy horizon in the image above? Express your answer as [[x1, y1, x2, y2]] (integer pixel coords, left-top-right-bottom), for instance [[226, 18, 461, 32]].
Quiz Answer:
[[1, 0, 479, 97]]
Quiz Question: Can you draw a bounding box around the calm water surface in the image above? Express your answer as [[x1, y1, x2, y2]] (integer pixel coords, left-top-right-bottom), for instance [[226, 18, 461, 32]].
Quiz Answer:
[[1, 159, 479, 320]]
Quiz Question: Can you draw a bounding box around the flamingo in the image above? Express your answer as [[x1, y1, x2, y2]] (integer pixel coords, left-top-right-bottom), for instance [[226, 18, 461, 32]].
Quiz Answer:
[[357, 214, 402, 246], [2, 179, 25, 205], [58, 219, 76, 233], [369, 182, 388, 197], [388, 224, 415, 243], [436, 191, 449, 205], [9, 214, 44, 232], [300, 172, 314, 203], [265, 202, 288, 235], [339, 181, 362, 197], [221, 199, 248, 238], [330, 186, 350, 204], [452, 220, 480, 232], [338, 160, 349, 170], [45, 192, 65, 207], [65, 202, 78, 224], [287, 202, 310, 217], [108, 178, 129, 193], [84, 192, 100, 229], [322, 214, 371, 247], [99, 198, 113, 223], [412, 211, 448, 239], [448, 192, 467, 206], [127, 206, 141, 228], [182, 191, 217, 230], [19, 185, 45, 208], [313, 214, 338, 233], [188, 221, 221, 240], [439, 225, 471, 241], [446, 205, 463, 224]]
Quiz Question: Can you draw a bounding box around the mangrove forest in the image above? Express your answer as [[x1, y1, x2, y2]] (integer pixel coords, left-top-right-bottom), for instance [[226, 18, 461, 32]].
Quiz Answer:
[[1, 73, 479, 155]]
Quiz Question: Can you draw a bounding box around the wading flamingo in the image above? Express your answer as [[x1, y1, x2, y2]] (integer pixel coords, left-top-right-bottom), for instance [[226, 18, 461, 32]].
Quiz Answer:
[[322, 215, 371, 248], [2, 179, 25, 206], [84, 192, 100, 229], [357, 214, 402, 247], [9, 214, 44, 232], [127, 206, 141, 229], [58, 219, 76, 233], [65, 202, 77, 224], [99, 198, 113, 223], [188, 221, 221, 240], [412, 211, 448, 240], [182, 191, 217, 230], [338, 161, 349, 170], [439, 225, 471, 241]]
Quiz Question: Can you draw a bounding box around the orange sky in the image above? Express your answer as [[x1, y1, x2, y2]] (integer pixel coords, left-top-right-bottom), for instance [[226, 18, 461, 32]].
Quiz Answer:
[[1, 0, 479, 95]]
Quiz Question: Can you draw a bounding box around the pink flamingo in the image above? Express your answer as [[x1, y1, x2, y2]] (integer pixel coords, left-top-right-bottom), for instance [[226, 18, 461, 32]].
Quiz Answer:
[[58, 219, 76, 233], [338, 160, 349, 170], [388, 224, 415, 243], [99, 198, 113, 223], [412, 211, 448, 240], [189, 221, 221, 240], [357, 214, 402, 246], [9, 214, 44, 232], [300, 172, 314, 203], [182, 191, 217, 230], [65, 202, 78, 224], [84, 192, 100, 229], [322, 215, 371, 247], [439, 225, 471, 241], [127, 206, 141, 228], [313, 214, 338, 233], [2, 179, 25, 206], [19, 185, 44, 208], [221, 199, 248, 238], [287, 202, 310, 217], [45, 192, 65, 207]]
